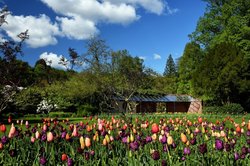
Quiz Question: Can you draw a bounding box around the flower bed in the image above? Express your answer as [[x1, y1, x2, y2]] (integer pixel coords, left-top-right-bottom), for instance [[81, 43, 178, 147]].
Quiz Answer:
[[0, 114, 250, 165]]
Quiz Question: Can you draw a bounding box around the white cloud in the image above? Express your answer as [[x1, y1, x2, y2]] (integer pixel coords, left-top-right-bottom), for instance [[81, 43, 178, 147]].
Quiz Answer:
[[165, 2, 178, 15], [0, 1, 178, 47], [139, 56, 146, 60], [40, 52, 68, 69], [56, 16, 99, 40], [2, 14, 61, 48], [153, 53, 161, 60], [104, 0, 165, 15]]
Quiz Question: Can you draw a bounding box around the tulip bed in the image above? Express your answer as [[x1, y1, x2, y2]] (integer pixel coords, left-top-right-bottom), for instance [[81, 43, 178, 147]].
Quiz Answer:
[[0, 113, 250, 166]]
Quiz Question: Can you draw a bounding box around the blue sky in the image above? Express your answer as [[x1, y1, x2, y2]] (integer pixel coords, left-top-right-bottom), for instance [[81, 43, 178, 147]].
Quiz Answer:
[[1, 0, 206, 74]]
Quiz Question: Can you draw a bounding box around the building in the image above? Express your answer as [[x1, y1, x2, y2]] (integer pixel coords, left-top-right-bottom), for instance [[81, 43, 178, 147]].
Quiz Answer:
[[113, 94, 202, 113]]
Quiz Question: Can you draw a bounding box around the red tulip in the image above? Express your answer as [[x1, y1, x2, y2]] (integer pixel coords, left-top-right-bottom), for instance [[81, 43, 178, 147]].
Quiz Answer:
[[0, 124, 6, 133], [151, 123, 159, 133], [61, 154, 68, 161]]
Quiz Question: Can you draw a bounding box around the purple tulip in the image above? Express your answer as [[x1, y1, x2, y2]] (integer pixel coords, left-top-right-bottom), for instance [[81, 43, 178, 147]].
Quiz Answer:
[[90, 150, 95, 156], [183, 147, 191, 155], [31, 127, 37, 133], [241, 146, 248, 154], [199, 143, 207, 154], [163, 145, 168, 152], [67, 158, 74, 166], [151, 150, 160, 160], [162, 159, 167, 166], [234, 152, 239, 161], [246, 130, 250, 137], [224, 143, 231, 152], [172, 142, 177, 149], [246, 139, 250, 145], [215, 139, 224, 151], [41, 134, 47, 141], [129, 141, 139, 151], [122, 137, 127, 144], [161, 135, 167, 144], [136, 135, 141, 141], [240, 154, 245, 159], [9, 149, 16, 157], [39, 157, 47, 165], [84, 152, 90, 160], [181, 156, 186, 161], [61, 131, 66, 139], [190, 138, 196, 145], [1, 136, 8, 144], [146, 136, 152, 143]]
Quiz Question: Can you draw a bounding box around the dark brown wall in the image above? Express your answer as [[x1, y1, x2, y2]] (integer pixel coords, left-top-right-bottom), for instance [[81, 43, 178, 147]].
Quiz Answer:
[[136, 102, 157, 113], [165, 102, 190, 113]]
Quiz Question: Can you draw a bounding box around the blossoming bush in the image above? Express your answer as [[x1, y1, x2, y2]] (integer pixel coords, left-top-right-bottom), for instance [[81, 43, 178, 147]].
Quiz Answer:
[[0, 114, 250, 165]]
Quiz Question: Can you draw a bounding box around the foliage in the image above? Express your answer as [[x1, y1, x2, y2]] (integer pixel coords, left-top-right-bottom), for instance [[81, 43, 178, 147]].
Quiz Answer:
[[177, 42, 203, 95], [193, 42, 250, 106], [48, 111, 73, 118], [203, 103, 244, 115], [163, 54, 176, 77], [76, 104, 97, 117]]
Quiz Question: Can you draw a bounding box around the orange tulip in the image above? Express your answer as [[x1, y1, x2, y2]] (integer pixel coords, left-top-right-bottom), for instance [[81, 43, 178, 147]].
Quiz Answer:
[[85, 137, 91, 148], [66, 133, 71, 141], [236, 126, 241, 133], [181, 133, 187, 144], [103, 138, 107, 146]]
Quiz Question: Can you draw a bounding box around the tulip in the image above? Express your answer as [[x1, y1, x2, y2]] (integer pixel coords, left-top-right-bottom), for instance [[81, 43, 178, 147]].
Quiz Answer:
[[43, 124, 47, 131], [151, 123, 159, 133], [62, 153, 68, 161], [0, 142, 3, 150], [72, 125, 78, 137], [234, 152, 239, 161], [103, 138, 107, 146], [67, 158, 74, 166], [31, 136, 35, 143], [35, 131, 40, 139], [129, 141, 139, 151], [66, 133, 71, 141], [9, 149, 16, 157], [151, 150, 160, 160], [215, 139, 223, 150], [47, 132, 54, 142], [160, 135, 167, 144], [85, 137, 91, 148], [80, 136, 85, 149], [39, 156, 46, 165], [181, 133, 187, 144], [152, 133, 157, 141], [8, 123, 16, 138], [167, 135, 173, 145], [0, 124, 6, 133], [183, 147, 191, 155], [199, 143, 207, 154]]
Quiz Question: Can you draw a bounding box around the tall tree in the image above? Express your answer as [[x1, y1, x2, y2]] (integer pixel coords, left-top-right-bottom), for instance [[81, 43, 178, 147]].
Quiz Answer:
[[177, 42, 203, 95], [193, 42, 250, 108], [163, 54, 176, 77]]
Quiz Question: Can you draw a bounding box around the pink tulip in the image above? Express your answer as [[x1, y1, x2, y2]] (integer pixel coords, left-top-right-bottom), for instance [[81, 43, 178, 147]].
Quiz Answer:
[[8, 123, 16, 138], [31, 136, 35, 143], [72, 125, 78, 137], [47, 132, 54, 142]]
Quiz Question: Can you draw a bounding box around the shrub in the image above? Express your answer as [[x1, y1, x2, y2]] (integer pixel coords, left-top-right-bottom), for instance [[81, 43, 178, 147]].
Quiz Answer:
[[48, 111, 73, 118], [76, 104, 97, 117], [203, 103, 244, 114]]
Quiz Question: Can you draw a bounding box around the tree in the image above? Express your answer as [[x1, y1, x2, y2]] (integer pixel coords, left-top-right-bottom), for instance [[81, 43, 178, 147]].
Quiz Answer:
[[189, 0, 250, 58], [193, 42, 250, 108], [177, 42, 203, 95], [163, 54, 176, 77], [0, 6, 30, 113]]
